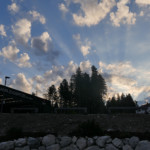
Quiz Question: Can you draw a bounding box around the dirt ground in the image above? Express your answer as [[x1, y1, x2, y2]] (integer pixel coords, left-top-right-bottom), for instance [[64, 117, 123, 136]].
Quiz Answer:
[[0, 114, 149, 137]]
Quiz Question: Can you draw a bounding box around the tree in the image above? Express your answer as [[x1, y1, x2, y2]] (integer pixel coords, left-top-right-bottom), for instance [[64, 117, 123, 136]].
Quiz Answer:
[[48, 85, 58, 106]]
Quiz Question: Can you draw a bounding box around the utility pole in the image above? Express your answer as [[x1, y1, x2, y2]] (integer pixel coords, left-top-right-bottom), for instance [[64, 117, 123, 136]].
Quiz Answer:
[[5, 76, 10, 86]]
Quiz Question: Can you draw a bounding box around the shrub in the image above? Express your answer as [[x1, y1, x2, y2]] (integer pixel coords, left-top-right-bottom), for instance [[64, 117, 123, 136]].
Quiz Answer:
[[6, 127, 23, 139], [70, 119, 103, 137]]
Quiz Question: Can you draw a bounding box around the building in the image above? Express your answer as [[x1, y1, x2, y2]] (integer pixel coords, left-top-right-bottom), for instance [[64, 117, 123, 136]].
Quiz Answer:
[[136, 103, 150, 114], [0, 84, 51, 113]]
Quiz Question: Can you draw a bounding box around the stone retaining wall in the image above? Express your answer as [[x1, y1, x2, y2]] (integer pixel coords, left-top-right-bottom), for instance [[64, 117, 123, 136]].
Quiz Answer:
[[0, 134, 150, 150]]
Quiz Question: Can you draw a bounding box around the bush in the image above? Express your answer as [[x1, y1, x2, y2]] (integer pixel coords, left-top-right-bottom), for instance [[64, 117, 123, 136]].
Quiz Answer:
[[70, 119, 103, 137]]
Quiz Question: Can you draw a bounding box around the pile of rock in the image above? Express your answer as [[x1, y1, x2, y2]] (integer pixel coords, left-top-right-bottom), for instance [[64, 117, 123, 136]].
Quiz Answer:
[[0, 134, 150, 150]]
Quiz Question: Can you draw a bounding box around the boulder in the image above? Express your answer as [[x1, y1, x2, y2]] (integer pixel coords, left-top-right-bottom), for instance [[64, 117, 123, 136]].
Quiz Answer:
[[60, 136, 72, 147], [0, 141, 14, 150], [46, 144, 60, 150], [27, 137, 40, 148], [129, 136, 139, 148], [85, 146, 101, 150], [42, 134, 56, 146], [123, 145, 133, 150], [72, 136, 77, 144], [87, 138, 94, 146], [112, 138, 123, 148], [76, 138, 86, 150], [96, 136, 111, 147], [61, 144, 79, 150], [15, 138, 27, 147], [135, 140, 150, 150], [15, 145, 30, 150], [105, 144, 118, 150], [38, 146, 46, 150]]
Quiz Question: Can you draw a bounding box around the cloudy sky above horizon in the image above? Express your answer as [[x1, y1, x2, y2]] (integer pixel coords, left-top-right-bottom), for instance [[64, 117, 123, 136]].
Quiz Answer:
[[1, 0, 150, 103]]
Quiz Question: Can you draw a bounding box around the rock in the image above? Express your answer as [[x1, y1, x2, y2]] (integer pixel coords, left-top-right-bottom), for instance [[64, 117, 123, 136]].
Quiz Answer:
[[96, 136, 111, 147], [61, 144, 79, 150], [85, 146, 101, 150], [105, 144, 118, 150], [135, 140, 150, 150], [46, 144, 60, 150], [112, 138, 123, 148], [87, 138, 94, 146], [27, 137, 40, 148], [93, 136, 98, 140], [15, 138, 27, 147], [129, 136, 139, 148], [60, 136, 72, 147], [39, 146, 46, 150], [15, 146, 30, 150], [72, 136, 77, 144], [0, 141, 14, 150], [76, 137, 86, 150], [123, 145, 133, 150], [42, 134, 56, 146], [123, 138, 129, 145]]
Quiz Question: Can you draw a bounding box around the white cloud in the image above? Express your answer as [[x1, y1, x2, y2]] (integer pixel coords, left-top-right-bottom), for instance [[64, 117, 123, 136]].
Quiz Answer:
[[11, 73, 32, 93], [139, 11, 144, 16], [12, 19, 31, 45], [135, 0, 150, 5], [0, 78, 2, 84], [73, 33, 91, 56], [72, 0, 116, 27], [79, 60, 91, 74], [28, 10, 46, 24], [0, 45, 19, 62], [59, 3, 69, 14], [17, 53, 32, 68], [0, 24, 6, 37], [8, 3, 19, 13], [31, 32, 52, 53], [110, 0, 136, 27]]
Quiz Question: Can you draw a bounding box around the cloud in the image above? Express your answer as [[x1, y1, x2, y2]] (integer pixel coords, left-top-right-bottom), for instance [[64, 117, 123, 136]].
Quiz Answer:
[[8, 2, 19, 13], [31, 32, 52, 53], [0, 44, 32, 68], [72, 0, 116, 27], [73, 33, 91, 56], [12, 19, 31, 45], [0, 45, 19, 62], [79, 60, 91, 74], [59, 3, 69, 14], [0, 78, 2, 84], [135, 0, 150, 5], [110, 0, 136, 27], [17, 53, 32, 68], [28, 10, 46, 24], [0, 24, 7, 37], [139, 11, 144, 16], [11, 73, 32, 93]]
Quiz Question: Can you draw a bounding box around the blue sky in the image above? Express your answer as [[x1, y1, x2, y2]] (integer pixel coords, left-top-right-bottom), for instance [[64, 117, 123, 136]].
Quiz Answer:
[[0, 0, 150, 104]]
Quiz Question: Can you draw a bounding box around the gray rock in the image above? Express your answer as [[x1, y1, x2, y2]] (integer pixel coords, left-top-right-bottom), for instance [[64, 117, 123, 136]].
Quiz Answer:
[[61, 144, 79, 150], [105, 144, 118, 150], [135, 140, 150, 150], [15, 146, 30, 150], [96, 136, 111, 147], [39, 146, 46, 150], [72, 136, 77, 144], [0, 141, 14, 150], [60, 136, 72, 147], [93, 136, 98, 140], [129, 136, 139, 148], [112, 138, 123, 148], [42, 134, 56, 146], [46, 144, 60, 150], [87, 138, 94, 146], [76, 137, 86, 150], [15, 138, 27, 147], [27, 137, 40, 148], [123, 145, 133, 150], [85, 146, 101, 150], [123, 138, 129, 145]]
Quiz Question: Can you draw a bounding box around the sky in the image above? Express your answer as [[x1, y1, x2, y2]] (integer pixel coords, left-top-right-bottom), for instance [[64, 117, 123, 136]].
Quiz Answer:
[[0, 0, 150, 104]]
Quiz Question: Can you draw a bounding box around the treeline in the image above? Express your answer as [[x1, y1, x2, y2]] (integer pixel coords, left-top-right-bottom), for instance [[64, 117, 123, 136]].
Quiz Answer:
[[44, 66, 137, 114]]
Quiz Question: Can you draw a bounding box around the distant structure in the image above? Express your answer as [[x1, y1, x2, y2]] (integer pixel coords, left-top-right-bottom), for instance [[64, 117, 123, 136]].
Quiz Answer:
[[136, 103, 150, 114], [0, 84, 51, 113]]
